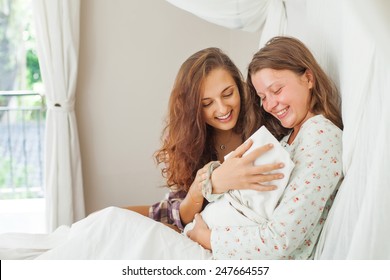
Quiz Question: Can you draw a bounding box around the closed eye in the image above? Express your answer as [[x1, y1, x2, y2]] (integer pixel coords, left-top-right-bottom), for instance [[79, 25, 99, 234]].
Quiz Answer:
[[202, 101, 213, 107], [273, 87, 283, 95], [222, 91, 233, 98]]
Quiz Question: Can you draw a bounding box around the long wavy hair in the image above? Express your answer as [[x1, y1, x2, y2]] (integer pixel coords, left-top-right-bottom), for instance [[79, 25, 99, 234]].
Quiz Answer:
[[247, 36, 343, 140], [155, 48, 261, 192]]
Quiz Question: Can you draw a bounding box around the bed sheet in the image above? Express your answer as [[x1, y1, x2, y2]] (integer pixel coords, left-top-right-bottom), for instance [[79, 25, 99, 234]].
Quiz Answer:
[[1, 207, 212, 260]]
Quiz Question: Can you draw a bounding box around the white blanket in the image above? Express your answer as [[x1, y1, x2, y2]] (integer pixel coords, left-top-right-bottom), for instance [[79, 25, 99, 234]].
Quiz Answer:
[[184, 126, 294, 233], [0, 207, 212, 260], [0, 126, 293, 260], [165, 0, 390, 260]]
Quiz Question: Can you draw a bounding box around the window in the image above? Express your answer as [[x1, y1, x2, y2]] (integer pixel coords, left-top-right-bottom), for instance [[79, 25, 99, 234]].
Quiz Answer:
[[0, 0, 46, 233]]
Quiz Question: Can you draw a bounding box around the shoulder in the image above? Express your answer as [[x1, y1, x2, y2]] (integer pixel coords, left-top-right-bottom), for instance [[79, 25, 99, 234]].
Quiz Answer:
[[299, 115, 342, 144], [303, 115, 341, 134], [290, 115, 342, 163]]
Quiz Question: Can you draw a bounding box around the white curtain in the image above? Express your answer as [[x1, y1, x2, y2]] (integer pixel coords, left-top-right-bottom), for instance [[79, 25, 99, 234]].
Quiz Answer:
[[166, 0, 270, 32], [165, 0, 390, 259], [33, 0, 85, 232], [165, 0, 287, 46], [315, 0, 390, 259]]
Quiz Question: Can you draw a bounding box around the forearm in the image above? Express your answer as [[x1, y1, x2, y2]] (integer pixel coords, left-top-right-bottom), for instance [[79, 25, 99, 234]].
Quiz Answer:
[[210, 164, 229, 194], [179, 184, 204, 226], [123, 205, 150, 217], [209, 148, 283, 194], [210, 132, 343, 259]]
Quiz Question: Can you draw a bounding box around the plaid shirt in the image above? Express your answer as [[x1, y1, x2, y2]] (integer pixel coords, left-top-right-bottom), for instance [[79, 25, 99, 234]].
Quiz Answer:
[[149, 189, 187, 231]]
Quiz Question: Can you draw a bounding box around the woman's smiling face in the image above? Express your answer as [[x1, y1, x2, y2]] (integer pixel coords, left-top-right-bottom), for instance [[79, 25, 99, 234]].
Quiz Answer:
[[251, 68, 314, 131], [201, 68, 241, 132]]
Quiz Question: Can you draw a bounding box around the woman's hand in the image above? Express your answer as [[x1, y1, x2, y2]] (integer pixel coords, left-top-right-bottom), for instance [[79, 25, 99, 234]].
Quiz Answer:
[[179, 162, 212, 226], [211, 140, 285, 194], [189, 161, 214, 203], [186, 214, 211, 250]]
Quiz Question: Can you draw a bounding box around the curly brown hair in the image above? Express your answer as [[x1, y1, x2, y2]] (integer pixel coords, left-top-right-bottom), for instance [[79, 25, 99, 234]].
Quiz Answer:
[[247, 36, 343, 140], [155, 48, 261, 192]]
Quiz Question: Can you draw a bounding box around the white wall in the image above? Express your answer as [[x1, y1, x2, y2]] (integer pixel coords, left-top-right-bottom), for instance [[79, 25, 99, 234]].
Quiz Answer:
[[76, 0, 260, 214]]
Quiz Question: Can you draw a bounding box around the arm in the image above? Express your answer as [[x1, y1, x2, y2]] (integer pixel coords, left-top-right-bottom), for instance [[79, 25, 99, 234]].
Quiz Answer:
[[186, 142, 286, 250], [211, 140, 285, 194], [189, 120, 343, 259], [149, 189, 187, 231], [182, 140, 286, 225], [211, 121, 343, 259], [123, 206, 150, 217], [179, 161, 214, 226], [133, 162, 213, 230], [181, 143, 285, 226]]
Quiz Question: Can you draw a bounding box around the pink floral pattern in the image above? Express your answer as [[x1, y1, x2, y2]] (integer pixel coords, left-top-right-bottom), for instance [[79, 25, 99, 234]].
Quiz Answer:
[[210, 115, 343, 259]]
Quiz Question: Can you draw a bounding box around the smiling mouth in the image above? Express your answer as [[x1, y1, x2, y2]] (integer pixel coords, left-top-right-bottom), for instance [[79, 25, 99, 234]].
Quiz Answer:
[[276, 107, 288, 117], [216, 111, 232, 120]]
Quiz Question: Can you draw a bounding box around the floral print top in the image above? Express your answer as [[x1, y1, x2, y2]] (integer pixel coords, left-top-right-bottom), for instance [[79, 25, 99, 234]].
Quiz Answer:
[[210, 115, 343, 259]]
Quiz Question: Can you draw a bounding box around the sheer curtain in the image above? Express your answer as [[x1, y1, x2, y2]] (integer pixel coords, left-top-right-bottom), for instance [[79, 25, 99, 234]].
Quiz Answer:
[[33, 0, 85, 231], [165, 0, 287, 46], [315, 0, 390, 259], [165, 0, 390, 259]]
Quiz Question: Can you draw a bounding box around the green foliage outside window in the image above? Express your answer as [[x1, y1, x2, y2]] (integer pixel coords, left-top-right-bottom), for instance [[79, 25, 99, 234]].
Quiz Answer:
[[0, 0, 42, 91], [0, 0, 45, 199]]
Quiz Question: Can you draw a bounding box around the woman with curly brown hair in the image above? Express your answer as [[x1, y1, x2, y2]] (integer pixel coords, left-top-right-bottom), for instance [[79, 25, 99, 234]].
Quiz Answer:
[[187, 36, 343, 260], [127, 47, 283, 232], [0, 47, 284, 260], [31, 39, 341, 260]]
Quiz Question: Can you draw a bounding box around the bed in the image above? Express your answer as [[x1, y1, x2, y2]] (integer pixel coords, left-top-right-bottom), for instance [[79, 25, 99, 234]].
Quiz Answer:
[[1, 0, 389, 260], [165, 0, 390, 260]]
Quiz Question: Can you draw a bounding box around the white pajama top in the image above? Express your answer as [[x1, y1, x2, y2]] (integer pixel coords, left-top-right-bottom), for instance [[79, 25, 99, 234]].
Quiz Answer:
[[210, 114, 343, 259]]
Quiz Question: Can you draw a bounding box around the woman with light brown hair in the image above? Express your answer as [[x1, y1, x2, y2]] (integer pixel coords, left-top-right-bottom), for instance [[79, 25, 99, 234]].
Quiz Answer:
[[33, 39, 342, 259], [127, 47, 283, 231], [187, 36, 343, 259], [1, 47, 285, 260], [247, 36, 343, 137]]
